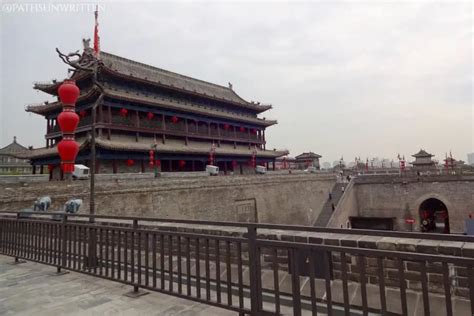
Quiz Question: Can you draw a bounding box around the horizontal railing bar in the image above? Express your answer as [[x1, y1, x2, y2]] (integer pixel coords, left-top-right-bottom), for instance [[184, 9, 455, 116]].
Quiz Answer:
[[3, 218, 247, 243], [256, 239, 474, 265], [2, 211, 473, 242]]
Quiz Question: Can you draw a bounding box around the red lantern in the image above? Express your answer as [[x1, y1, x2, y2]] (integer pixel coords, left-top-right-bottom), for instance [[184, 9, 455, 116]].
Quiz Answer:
[[57, 139, 79, 173], [79, 110, 87, 118], [126, 159, 135, 166], [57, 111, 80, 134], [149, 161, 154, 167], [239, 127, 245, 132], [178, 160, 186, 168], [232, 160, 237, 167], [147, 112, 154, 120], [47, 164, 55, 172], [171, 116, 179, 124], [120, 108, 128, 117], [155, 160, 161, 167], [224, 124, 230, 130], [58, 80, 80, 105]]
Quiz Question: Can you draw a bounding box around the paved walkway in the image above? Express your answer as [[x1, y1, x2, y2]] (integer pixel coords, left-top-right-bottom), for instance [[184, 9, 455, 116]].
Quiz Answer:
[[0, 255, 236, 316]]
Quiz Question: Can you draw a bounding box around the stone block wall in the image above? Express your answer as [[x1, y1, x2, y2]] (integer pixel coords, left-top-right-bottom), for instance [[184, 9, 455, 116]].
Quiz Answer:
[[327, 174, 474, 233], [0, 173, 336, 226]]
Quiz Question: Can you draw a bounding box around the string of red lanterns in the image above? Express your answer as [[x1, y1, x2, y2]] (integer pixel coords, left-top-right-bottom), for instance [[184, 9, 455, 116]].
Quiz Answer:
[[126, 159, 135, 166], [178, 160, 186, 169], [147, 112, 154, 120], [149, 150, 154, 166], [171, 116, 179, 124], [57, 80, 80, 174]]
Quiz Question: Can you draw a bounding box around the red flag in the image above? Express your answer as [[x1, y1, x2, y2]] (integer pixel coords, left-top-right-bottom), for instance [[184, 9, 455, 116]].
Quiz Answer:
[[94, 6, 100, 57]]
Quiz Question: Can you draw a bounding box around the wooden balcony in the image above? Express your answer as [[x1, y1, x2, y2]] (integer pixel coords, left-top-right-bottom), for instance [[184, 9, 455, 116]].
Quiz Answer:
[[46, 116, 264, 144]]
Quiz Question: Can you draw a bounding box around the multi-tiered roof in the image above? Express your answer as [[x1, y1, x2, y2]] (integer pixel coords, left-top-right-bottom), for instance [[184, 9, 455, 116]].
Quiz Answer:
[[21, 45, 287, 168]]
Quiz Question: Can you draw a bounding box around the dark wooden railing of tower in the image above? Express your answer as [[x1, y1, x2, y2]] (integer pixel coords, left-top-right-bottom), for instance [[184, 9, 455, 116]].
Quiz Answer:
[[1, 211, 473, 316]]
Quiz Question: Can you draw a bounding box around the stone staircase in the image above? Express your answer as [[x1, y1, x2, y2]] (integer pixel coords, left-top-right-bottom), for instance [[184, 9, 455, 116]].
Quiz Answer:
[[313, 182, 346, 227]]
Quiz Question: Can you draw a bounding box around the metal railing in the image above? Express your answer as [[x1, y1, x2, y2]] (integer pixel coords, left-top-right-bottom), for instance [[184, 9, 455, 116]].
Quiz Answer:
[[1, 211, 473, 316]]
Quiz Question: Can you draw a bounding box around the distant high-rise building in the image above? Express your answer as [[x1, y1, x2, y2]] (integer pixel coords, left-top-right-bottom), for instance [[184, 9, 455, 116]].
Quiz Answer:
[[467, 153, 474, 165]]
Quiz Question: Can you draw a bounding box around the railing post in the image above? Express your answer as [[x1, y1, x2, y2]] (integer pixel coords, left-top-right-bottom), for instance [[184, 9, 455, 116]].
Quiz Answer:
[[54, 214, 69, 275], [11, 213, 26, 265], [247, 225, 261, 315], [124, 218, 148, 298]]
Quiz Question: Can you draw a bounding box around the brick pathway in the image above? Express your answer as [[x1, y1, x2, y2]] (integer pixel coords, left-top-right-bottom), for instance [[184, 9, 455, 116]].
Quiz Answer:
[[0, 255, 237, 316]]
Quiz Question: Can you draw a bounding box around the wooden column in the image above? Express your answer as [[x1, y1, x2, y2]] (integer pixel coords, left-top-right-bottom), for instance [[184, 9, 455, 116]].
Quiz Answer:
[[141, 160, 145, 173], [185, 119, 188, 145], [95, 159, 100, 174], [112, 160, 117, 174], [208, 123, 211, 136], [32, 165, 36, 175], [108, 105, 112, 123], [136, 110, 140, 128], [263, 130, 266, 150], [224, 161, 227, 175], [191, 160, 195, 172], [40, 165, 44, 174], [273, 159, 276, 171], [99, 104, 104, 123], [162, 114, 166, 144], [98, 106, 103, 136], [168, 160, 172, 172]]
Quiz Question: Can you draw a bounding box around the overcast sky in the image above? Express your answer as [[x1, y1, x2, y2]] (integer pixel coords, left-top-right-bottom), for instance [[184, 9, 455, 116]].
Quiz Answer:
[[0, 1, 472, 164]]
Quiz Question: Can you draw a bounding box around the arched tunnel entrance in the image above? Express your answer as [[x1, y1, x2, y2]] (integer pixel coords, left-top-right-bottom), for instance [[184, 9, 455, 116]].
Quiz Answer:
[[419, 198, 450, 233]]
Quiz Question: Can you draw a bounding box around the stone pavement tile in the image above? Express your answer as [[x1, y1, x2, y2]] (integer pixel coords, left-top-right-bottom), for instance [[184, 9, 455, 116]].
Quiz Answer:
[[351, 283, 380, 309], [385, 288, 420, 316], [453, 297, 471, 316], [300, 278, 326, 299]]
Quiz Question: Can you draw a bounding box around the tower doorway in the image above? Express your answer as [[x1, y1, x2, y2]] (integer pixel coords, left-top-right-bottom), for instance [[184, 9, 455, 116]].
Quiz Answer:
[[419, 198, 450, 233]]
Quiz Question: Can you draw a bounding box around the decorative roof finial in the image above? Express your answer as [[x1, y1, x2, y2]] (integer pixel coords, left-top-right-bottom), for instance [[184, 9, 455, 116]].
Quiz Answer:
[[228, 82, 233, 90], [82, 38, 91, 50], [13, 136, 17, 143]]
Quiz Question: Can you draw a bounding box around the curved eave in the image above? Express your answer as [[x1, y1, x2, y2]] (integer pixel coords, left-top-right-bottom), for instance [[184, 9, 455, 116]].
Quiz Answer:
[[95, 139, 287, 158], [25, 86, 277, 127], [14, 139, 90, 160], [26, 87, 100, 115], [105, 89, 277, 127], [33, 72, 92, 95], [101, 65, 271, 114]]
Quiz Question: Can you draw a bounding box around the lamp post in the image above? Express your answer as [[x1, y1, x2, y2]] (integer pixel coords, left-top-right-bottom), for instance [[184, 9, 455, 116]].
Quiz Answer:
[[57, 43, 104, 222], [150, 143, 159, 178]]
